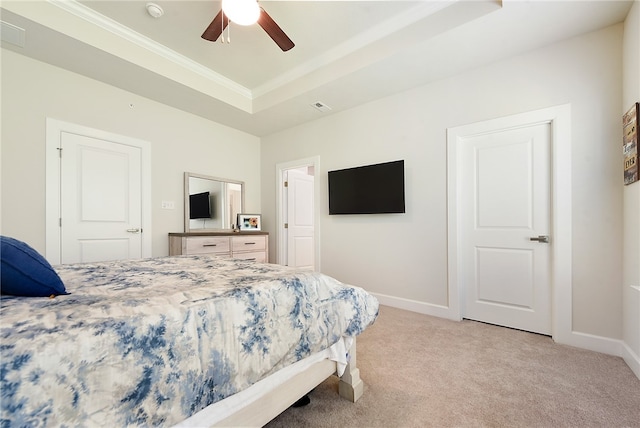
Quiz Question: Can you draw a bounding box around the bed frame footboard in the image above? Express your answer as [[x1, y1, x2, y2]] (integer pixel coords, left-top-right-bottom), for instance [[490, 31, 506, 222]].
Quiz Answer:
[[204, 337, 362, 427]]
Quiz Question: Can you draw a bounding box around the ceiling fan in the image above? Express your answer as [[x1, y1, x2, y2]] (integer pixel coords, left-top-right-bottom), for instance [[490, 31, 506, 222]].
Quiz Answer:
[[201, 0, 295, 52]]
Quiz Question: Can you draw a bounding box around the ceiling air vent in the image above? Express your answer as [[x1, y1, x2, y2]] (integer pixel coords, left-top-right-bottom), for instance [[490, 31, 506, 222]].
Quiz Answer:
[[311, 101, 332, 113], [1, 21, 26, 48]]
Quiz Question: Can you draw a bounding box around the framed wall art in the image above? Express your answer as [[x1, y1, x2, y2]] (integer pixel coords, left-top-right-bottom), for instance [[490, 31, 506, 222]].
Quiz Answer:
[[237, 213, 261, 231], [623, 102, 639, 185]]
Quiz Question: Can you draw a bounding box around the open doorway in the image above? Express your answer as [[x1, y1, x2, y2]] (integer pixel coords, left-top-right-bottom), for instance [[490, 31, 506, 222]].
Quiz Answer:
[[276, 157, 321, 271]]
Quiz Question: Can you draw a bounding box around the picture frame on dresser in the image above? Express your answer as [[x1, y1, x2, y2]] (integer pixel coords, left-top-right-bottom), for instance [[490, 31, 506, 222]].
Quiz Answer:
[[237, 214, 262, 231]]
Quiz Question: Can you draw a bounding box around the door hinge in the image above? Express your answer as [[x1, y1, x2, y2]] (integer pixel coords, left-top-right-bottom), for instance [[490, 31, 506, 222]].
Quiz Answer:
[[284, 181, 288, 187], [57, 147, 62, 158], [59, 218, 62, 227], [284, 223, 288, 229]]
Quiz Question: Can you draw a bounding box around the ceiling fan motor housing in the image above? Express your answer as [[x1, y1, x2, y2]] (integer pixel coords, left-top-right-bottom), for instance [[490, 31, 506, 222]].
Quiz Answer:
[[201, 3, 295, 52]]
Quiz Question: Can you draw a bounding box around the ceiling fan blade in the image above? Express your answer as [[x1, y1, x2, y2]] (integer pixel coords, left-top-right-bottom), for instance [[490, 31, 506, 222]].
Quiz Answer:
[[257, 7, 294, 52], [201, 10, 229, 42]]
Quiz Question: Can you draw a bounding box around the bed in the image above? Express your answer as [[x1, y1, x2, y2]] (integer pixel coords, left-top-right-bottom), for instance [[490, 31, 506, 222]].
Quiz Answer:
[[0, 252, 379, 427]]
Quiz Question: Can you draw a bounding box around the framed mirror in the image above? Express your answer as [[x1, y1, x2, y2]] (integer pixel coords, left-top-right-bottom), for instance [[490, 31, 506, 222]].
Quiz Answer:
[[184, 172, 244, 233]]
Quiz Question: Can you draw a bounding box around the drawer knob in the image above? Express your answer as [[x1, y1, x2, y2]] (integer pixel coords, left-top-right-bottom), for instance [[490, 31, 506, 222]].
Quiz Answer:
[[203, 244, 217, 247], [244, 242, 256, 245]]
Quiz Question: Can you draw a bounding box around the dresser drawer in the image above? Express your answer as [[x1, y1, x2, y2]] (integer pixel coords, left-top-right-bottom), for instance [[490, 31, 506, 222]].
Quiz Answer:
[[185, 236, 230, 255], [169, 233, 267, 262], [233, 251, 267, 263], [231, 235, 266, 252]]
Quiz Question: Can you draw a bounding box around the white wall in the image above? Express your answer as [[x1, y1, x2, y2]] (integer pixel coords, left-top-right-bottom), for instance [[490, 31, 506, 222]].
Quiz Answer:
[[622, 0, 640, 376], [0, 49, 261, 257], [261, 24, 625, 340]]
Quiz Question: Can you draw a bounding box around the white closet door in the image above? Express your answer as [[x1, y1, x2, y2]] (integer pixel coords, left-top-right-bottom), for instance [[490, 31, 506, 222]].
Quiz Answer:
[[461, 122, 552, 335], [61, 132, 143, 264]]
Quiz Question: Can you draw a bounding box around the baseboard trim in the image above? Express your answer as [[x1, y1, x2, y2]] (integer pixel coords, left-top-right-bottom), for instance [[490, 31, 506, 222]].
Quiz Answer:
[[560, 331, 640, 380], [371, 292, 456, 320], [555, 330, 622, 356], [621, 341, 640, 379]]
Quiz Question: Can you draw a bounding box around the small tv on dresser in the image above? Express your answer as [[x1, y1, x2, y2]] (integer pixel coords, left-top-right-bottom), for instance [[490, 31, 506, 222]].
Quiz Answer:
[[328, 160, 405, 215]]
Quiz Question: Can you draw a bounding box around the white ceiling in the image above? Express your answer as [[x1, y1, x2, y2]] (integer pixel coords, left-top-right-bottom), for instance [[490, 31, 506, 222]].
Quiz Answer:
[[0, 0, 633, 136]]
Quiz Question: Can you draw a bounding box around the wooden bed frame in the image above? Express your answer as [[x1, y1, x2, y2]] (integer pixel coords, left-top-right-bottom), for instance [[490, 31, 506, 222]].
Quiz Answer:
[[209, 339, 363, 427]]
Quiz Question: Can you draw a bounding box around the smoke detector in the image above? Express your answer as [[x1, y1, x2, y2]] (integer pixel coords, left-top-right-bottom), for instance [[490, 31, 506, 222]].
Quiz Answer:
[[146, 3, 164, 18]]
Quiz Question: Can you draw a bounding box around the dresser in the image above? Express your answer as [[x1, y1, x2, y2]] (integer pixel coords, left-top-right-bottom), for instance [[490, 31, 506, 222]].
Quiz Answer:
[[168, 232, 269, 263]]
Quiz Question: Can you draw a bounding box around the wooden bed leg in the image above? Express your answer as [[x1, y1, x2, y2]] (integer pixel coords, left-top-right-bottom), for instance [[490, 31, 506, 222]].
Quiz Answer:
[[338, 338, 364, 402]]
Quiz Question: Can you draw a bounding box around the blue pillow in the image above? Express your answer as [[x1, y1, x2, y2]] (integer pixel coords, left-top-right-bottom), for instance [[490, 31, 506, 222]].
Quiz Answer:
[[1, 236, 68, 297]]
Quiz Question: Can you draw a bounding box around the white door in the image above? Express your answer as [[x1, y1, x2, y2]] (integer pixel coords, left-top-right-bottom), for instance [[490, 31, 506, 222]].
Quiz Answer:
[[460, 123, 551, 335], [60, 132, 143, 263], [286, 170, 315, 270]]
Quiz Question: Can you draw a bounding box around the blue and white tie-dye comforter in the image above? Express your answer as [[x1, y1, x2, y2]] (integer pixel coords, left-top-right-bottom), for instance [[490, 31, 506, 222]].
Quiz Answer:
[[0, 255, 379, 427]]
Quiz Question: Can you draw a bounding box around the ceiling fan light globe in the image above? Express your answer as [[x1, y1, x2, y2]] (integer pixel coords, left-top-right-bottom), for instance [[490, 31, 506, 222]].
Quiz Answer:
[[222, 0, 260, 26]]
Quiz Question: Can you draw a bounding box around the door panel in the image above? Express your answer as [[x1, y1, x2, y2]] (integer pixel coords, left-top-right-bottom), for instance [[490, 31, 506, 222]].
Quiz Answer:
[[477, 142, 531, 228], [80, 147, 129, 221], [462, 123, 551, 335], [476, 247, 533, 308], [78, 239, 132, 262], [287, 170, 315, 270], [61, 132, 143, 264]]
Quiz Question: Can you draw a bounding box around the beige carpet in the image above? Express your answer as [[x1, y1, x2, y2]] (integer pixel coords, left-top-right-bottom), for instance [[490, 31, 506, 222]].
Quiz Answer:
[[266, 305, 640, 428]]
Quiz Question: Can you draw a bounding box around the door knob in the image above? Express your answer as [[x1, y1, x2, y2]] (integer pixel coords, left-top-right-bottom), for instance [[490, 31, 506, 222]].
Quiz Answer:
[[126, 228, 141, 234], [529, 235, 549, 243]]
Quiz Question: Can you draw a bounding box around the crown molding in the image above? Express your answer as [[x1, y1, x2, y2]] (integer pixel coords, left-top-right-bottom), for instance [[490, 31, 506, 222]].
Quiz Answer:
[[48, 0, 457, 106], [48, 0, 253, 100]]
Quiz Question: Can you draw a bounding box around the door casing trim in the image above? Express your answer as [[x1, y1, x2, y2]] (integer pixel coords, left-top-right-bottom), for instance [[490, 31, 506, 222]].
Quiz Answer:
[[446, 104, 572, 343], [275, 156, 321, 271], [45, 118, 152, 265]]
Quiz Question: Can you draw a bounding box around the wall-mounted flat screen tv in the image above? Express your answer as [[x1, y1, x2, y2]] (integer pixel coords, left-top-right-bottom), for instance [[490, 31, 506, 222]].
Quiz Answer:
[[328, 160, 405, 215], [189, 191, 211, 219]]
